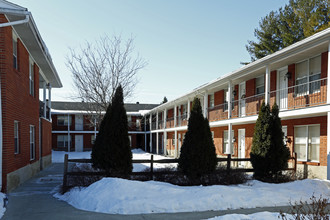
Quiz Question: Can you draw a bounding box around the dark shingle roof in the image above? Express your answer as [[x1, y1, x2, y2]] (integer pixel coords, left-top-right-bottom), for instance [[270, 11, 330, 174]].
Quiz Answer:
[[51, 101, 158, 112]]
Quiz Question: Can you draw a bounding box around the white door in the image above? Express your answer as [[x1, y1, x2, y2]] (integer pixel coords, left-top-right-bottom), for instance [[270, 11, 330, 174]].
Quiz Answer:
[[278, 69, 288, 110], [75, 115, 83, 131], [75, 135, 83, 152], [238, 129, 245, 167], [239, 82, 246, 117]]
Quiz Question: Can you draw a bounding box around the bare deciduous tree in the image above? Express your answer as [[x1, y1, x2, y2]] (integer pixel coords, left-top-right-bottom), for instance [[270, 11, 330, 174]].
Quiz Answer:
[[67, 35, 147, 127]]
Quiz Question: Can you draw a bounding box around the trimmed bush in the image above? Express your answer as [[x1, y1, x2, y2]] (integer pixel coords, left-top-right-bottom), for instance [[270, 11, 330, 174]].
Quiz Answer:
[[250, 102, 290, 180], [178, 97, 217, 181], [91, 85, 132, 175]]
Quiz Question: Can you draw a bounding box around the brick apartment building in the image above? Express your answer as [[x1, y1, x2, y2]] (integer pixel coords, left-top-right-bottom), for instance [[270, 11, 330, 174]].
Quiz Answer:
[[51, 101, 158, 152], [0, 0, 62, 192], [144, 28, 330, 180]]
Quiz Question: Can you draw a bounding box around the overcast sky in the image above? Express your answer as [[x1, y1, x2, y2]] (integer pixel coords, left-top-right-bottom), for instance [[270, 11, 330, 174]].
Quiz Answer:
[[13, 0, 288, 104]]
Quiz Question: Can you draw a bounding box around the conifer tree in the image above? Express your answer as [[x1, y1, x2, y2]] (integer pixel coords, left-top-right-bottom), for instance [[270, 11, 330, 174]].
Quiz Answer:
[[250, 102, 290, 179], [91, 85, 132, 175], [178, 97, 217, 181], [246, 0, 330, 61]]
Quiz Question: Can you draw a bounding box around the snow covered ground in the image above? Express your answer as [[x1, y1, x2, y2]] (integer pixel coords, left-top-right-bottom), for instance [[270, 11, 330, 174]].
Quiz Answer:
[[52, 149, 175, 172], [53, 150, 330, 217], [0, 193, 6, 218], [208, 212, 280, 220], [55, 176, 330, 215]]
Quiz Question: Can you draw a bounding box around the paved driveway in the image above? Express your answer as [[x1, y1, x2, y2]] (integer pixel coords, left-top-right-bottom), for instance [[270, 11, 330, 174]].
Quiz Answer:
[[4, 163, 327, 220]]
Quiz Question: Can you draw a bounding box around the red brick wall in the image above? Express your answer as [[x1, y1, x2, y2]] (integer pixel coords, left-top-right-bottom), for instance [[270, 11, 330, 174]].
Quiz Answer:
[[41, 119, 52, 156], [0, 15, 41, 192]]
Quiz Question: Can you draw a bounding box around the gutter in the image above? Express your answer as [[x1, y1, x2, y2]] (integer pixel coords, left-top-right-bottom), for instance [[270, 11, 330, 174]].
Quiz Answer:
[[0, 13, 29, 27]]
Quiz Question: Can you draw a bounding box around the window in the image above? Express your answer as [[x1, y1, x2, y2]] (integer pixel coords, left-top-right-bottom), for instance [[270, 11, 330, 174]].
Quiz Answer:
[[30, 125, 35, 160], [209, 94, 214, 108], [14, 121, 19, 154], [309, 56, 321, 94], [57, 135, 71, 148], [294, 125, 320, 162], [256, 75, 265, 95], [211, 131, 214, 140], [182, 104, 187, 119], [223, 130, 234, 154], [91, 135, 96, 145], [29, 59, 34, 96], [295, 55, 321, 96], [57, 115, 72, 126], [224, 89, 234, 111], [13, 32, 18, 69]]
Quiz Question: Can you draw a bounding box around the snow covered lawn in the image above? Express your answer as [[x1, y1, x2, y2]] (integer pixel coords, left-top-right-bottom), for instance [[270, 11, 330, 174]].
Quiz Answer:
[[53, 149, 330, 216], [55, 177, 330, 215], [52, 149, 175, 171], [208, 212, 280, 220]]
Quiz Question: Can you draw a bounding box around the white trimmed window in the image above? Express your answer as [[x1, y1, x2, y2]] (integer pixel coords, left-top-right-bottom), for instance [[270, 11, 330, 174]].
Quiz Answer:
[[295, 55, 321, 96], [209, 94, 214, 108], [256, 75, 265, 95], [14, 121, 19, 154], [30, 125, 35, 160], [13, 31, 18, 69], [29, 58, 34, 96], [294, 125, 320, 162], [57, 115, 72, 126], [223, 130, 234, 154], [57, 135, 71, 148]]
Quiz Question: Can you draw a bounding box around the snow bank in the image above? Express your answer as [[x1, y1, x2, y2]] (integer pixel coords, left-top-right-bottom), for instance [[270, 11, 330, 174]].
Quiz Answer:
[[0, 193, 6, 218], [52, 150, 91, 163], [208, 212, 279, 220], [52, 149, 175, 171], [55, 178, 330, 215]]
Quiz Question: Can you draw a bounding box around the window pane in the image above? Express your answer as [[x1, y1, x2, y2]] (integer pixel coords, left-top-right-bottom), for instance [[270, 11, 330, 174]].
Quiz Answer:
[[296, 61, 308, 79], [294, 126, 307, 160], [310, 55, 321, 75], [308, 125, 320, 161], [309, 73, 321, 94], [256, 75, 264, 87], [295, 144, 306, 160]]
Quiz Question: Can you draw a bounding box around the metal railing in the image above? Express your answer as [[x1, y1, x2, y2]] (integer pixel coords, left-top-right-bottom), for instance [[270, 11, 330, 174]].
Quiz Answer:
[[269, 77, 327, 110]]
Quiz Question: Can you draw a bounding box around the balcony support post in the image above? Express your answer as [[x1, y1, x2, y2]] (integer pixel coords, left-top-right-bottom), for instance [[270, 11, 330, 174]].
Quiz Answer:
[[144, 116, 147, 152], [47, 84, 52, 120], [328, 112, 330, 180], [265, 65, 270, 105], [228, 81, 232, 119], [174, 105, 177, 127], [204, 91, 208, 118], [187, 99, 190, 120], [163, 131, 167, 156], [43, 82, 46, 118], [225, 123, 233, 155], [156, 132, 159, 155], [150, 114, 152, 153], [174, 130, 178, 158]]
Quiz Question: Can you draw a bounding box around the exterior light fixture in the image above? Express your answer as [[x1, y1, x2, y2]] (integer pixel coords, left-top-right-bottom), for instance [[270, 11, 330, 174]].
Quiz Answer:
[[285, 72, 292, 79]]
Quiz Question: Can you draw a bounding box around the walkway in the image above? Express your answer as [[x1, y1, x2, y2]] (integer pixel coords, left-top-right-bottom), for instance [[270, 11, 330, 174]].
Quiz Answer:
[[2, 163, 322, 220]]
